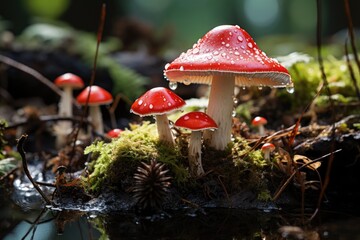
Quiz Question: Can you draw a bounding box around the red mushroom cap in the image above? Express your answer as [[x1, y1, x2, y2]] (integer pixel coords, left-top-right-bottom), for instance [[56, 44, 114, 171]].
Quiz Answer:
[[251, 116, 268, 126], [261, 142, 275, 152], [54, 73, 84, 89], [164, 25, 291, 88], [175, 111, 218, 131], [106, 128, 123, 138], [131, 87, 186, 116], [76, 85, 113, 106]]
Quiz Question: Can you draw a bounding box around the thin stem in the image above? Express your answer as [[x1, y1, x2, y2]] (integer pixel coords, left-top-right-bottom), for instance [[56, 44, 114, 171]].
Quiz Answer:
[[343, 0, 360, 75], [70, 4, 107, 169]]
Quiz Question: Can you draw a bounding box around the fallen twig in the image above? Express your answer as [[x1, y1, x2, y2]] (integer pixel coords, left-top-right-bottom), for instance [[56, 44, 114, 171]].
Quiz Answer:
[[16, 134, 52, 205], [272, 149, 342, 201], [0, 54, 62, 97]]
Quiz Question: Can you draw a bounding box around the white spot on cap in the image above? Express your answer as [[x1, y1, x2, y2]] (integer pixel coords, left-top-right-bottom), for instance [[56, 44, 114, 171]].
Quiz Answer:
[[237, 36, 243, 42], [138, 99, 143, 105], [180, 66, 184, 71], [247, 42, 253, 48], [149, 104, 153, 109], [164, 63, 170, 70]]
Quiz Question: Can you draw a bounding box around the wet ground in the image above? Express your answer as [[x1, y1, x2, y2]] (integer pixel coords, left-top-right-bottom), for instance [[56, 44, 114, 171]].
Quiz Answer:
[[1, 170, 360, 240]]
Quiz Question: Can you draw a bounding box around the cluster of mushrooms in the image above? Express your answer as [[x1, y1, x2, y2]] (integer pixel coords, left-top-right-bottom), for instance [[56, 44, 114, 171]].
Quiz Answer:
[[54, 25, 292, 178], [130, 25, 292, 177], [53, 73, 116, 147]]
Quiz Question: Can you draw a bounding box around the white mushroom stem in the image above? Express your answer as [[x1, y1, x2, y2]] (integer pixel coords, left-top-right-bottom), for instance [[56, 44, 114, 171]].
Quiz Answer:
[[89, 106, 104, 134], [58, 86, 73, 117], [155, 114, 175, 146], [55, 86, 73, 148], [188, 131, 205, 177], [263, 150, 271, 161], [204, 75, 235, 150], [258, 125, 265, 136]]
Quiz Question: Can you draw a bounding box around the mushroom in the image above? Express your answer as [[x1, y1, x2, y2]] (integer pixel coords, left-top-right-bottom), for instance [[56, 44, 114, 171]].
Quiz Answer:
[[261, 143, 275, 161], [251, 116, 268, 136], [76, 85, 113, 134], [174, 111, 217, 177], [54, 73, 84, 118], [130, 87, 186, 146], [164, 25, 292, 150], [54, 73, 84, 147], [106, 128, 123, 138]]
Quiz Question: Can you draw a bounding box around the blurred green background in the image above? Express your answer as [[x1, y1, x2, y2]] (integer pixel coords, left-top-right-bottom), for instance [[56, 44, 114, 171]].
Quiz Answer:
[[1, 0, 359, 55]]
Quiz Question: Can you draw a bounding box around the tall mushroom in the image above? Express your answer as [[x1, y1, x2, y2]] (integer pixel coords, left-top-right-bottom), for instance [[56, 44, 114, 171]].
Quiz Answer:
[[76, 85, 113, 134], [164, 25, 293, 150], [131, 87, 185, 146], [175, 111, 217, 177], [54, 73, 84, 147]]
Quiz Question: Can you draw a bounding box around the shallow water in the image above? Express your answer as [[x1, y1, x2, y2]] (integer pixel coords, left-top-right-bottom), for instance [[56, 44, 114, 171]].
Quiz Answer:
[[1, 160, 360, 240], [2, 191, 360, 240]]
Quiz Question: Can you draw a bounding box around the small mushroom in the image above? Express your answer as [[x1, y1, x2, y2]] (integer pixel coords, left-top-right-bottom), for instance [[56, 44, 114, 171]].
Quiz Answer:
[[164, 25, 292, 150], [175, 112, 218, 177], [54, 73, 84, 118], [261, 142, 275, 161], [251, 116, 268, 136], [106, 128, 123, 138], [76, 85, 113, 134], [131, 87, 186, 146]]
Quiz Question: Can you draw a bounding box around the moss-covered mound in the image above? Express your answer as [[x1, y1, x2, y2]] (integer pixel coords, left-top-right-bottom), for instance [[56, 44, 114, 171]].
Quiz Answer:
[[83, 121, 280, 206], [84, 122, 189, 193]]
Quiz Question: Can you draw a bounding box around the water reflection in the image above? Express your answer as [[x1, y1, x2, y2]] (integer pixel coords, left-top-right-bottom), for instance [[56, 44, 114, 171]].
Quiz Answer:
[[2, 182, 360, 240], [3, 206, 360, 240]]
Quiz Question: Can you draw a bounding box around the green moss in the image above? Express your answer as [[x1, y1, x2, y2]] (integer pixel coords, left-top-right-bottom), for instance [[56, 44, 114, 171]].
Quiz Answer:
[[257, 189, 272, 202], [227, 137, 273, 194], [84, 123, 278, 201], [278, 55, 360, 111], [84, 122, 189, 193]]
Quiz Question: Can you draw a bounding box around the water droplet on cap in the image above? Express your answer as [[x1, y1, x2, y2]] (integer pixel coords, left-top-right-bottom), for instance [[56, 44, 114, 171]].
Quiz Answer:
[[233, 97, 238, 104], [237, 36, 243, 42], [286, 86, 295, 94], [247, 42, 253, 48], [169, 82, 178, 90]]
